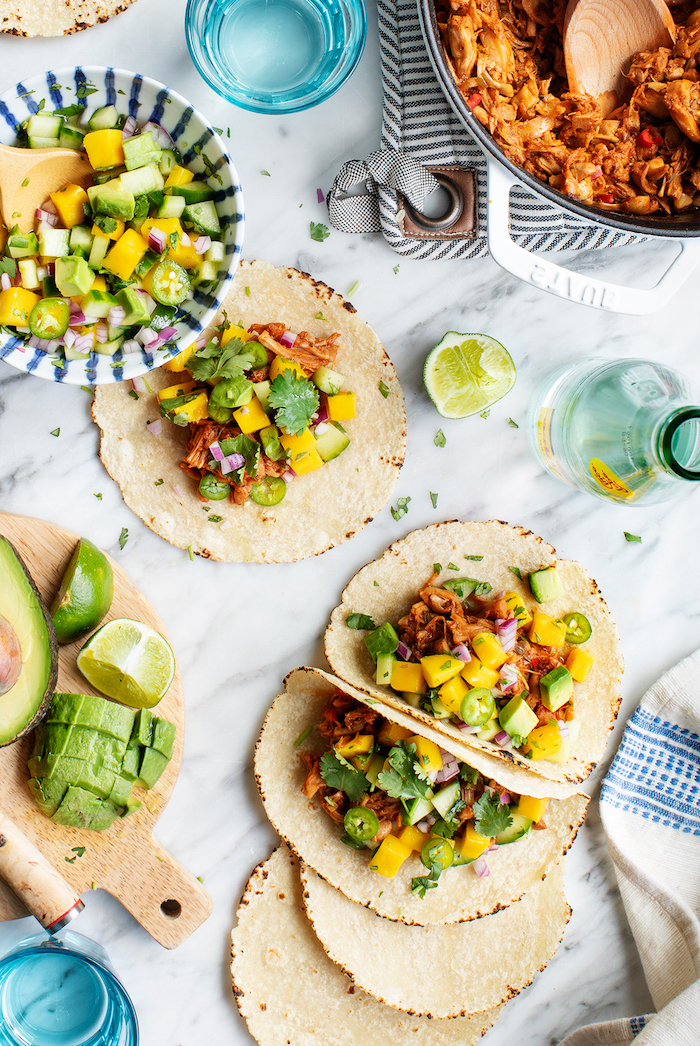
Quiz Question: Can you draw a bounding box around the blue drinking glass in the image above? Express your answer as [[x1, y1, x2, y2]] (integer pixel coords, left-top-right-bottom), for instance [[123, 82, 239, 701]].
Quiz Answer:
[[0, 931, 138, 1046], [185, 0, 367, 114]]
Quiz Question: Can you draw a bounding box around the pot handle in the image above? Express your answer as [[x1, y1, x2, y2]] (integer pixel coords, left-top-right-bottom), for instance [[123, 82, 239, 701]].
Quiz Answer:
[[486, 160, 700, 315]]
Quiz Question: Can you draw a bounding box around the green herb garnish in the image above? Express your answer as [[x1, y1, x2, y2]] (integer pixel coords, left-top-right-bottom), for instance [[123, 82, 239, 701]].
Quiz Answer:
[[507, 418, 519, 428], [118, 527, 128, 550], [268, 369, 319, 437], [391, 496, 411, 522], [310, 221, 330, 242], [434, 429, 446, 447], [346, 613, 376, 630], [379, 380, 390, 398], [430, 492, 438, 508], [624, 532, 642, 543], [473, 791, 511, 837], [509, 566, 522, 578]]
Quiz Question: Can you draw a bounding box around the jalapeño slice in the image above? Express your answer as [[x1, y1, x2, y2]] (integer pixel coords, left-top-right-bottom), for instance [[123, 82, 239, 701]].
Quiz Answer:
[[421, 837, 454, 871], [150, 259, 190, 306], [29, 297, 70, 340], [249, 476, 286, 506], [562, 612, 592, 644], [460, 687, 495, 727], [344, 807, 379, 843], [248, 341, 269, 369], [199, 474, 229, 500]]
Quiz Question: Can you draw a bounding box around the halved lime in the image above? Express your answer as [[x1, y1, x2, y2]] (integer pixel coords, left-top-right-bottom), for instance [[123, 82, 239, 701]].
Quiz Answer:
[[50, 538, 114, 645], [423, 333, 516, 419], [76, 618, 175, 709]]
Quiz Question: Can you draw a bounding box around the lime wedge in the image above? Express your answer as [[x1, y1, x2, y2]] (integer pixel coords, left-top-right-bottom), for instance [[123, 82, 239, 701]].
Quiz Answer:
[[423, 333, 516, 419], [76, 618, 175, 709], [51, 537, 114, 645]]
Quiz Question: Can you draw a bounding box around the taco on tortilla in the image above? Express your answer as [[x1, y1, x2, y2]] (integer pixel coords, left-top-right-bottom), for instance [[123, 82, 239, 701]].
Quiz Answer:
[[92, 260, 406, 562], [1, 0, 136, 36], [255, 666, 588, 924], [324, 520, 623, 794]]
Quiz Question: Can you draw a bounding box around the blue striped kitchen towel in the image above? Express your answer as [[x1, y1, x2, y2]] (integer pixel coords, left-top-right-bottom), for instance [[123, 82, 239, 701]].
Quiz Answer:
[[558, 648, 700, 1045]]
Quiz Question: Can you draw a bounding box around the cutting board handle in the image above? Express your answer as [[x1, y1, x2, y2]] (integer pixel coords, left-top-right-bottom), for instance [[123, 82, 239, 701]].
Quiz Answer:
[[99, 838, 212, 950], [0, 810, 84, 932]]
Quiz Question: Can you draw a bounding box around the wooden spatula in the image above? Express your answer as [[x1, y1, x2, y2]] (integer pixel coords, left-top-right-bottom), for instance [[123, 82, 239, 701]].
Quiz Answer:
[[564, 0, 675, 115], [0, 142, 92, 233]]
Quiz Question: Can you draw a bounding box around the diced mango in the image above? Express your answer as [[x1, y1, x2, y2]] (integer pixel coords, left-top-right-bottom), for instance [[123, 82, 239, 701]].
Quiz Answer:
[[280, 428, 314, 455], [0, 286, 40, 326], [460, 822, 492, 860], [460, 657, 499, 689], [471, 632, 507, 670], [505, 592, 532, 625], [91, 218, 125, 241], [408, 735, 442, 774], [90, 274, 106, 292], [389, 661, 426, 694], [233, 396, 270, 434], [83, 129, 125, 170], [565, 647, 595, 682], [140, 218, 199, 269], [290, 446, 323, 476], [50, 184, 89, 229], [439, 673, 469, 716], [420, 654, 464, 688], [158, 380, 197, 401], [270, 355, 305, 381], [335, 734, 374, 758], [528, 611, 567, 648], [522, 722, 562, 761], [222, 323, 254, 346], [171, 391, 209, 423], [370, 835, 412, 878], [377, 721, 413, 747], [162, 343, 197, 373], [327, 392, 356, 421], [517, 796, 549, 823], [164, 165, 194, 189], [103, 229, 149, 281], [398, 824, 429, 853]]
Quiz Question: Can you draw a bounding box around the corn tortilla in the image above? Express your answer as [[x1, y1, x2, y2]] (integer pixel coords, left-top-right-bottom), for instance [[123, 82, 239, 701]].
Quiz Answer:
[[255, 666, 588, 924], [230, 846, 504, 1046], [93, 260, 406, 563], [324, 520, 623, 792], [300, 858, 570, 1018], [1, 0, 137, 36]]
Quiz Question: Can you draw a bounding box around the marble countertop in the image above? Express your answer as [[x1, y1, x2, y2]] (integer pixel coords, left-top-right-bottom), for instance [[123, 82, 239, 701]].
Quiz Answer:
[[2, 0, 699, 1040]]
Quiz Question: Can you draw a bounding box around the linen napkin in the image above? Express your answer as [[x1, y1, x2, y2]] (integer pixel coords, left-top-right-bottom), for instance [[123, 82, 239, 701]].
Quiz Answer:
[[559, 649, 700, 1045]]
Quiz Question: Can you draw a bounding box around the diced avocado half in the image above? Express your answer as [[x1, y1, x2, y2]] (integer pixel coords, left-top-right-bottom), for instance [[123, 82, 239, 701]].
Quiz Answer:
[[529, 566, 563, 604], [0, 537, 57, 746]]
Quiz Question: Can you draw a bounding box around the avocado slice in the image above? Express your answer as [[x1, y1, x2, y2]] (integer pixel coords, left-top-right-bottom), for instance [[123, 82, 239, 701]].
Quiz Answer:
[[137, 747, 169, 789], [498, 695, 539, 743], [151, 717, 176, 759], [529, 566, 564, 604], [0, 537, 57, 746], [27, 777, 69, 817], [540, 665, 574, 712], [51, 786, 121, 831]]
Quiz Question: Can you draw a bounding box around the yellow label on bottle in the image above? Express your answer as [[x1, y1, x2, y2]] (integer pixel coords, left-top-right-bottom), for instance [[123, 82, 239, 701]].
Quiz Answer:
[[589, 458, 633, 499]]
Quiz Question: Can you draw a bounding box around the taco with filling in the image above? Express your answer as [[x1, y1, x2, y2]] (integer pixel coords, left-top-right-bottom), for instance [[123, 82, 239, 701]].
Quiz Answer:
[[324, 520, 623, 793], [92, 260, 406, 562], [255, 666, 588, 925]]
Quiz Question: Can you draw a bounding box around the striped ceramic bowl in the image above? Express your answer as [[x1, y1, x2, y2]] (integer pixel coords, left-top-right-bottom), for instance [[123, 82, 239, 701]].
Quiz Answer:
[[0, 66, 244, 385]]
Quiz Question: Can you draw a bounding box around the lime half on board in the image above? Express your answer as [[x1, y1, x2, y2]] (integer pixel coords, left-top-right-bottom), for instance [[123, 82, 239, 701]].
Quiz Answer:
[[423, 333, 516, 419], [77, 618, 175, 709]]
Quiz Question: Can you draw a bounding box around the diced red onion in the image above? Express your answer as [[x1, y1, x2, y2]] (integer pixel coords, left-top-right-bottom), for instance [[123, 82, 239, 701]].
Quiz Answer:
[[137, 327, 159, 348], [494, 731, 513, 749], [457, 722, 481, 734], [122, 115, 138, 138], [122, 339, 141, 354], [193, 235, 211, 255], [209, 441, 224, 462], [74, 333, 94, 353], [146, 418, 162, 435], [495, 618, 517, 652], [68, 299, 82, 314], [94, 324, 108, 344], [62, 328, 77, 348], [28, 334, 49, 350], [434, 758, 460, 784], [40, 198, 58, 215], [396, 641, 412, 662], [35, 208, 58, 226], [415, 820, 430, 833], [148, 227, 167, 254], [132, 376, 147, 393], [473, 857, 490, 879], [426, 769, 439, 784], [46, 262, 55, 276], [142, 121, 174, 149], [557, 720, 570, 740], [499, 792, 511, 805], [494, 590, 506, 600], [196, 334, 208, 349], [158, 327, 177, 342], [451, 644, 471, 663], [220, 452, 244, 475], [281, 470, 295, 484], [173, 484, 182, 496], [0, 273, 11, 291], [279, 330, 297, 349], [487, 843, 499, 852], [180, 232, 191, 247], [314, 404, 329, 424], [425, 813, 437, 827], [68, 311, 88, 327], [498, 664, 520, 692], [108, 305, 125, 327]]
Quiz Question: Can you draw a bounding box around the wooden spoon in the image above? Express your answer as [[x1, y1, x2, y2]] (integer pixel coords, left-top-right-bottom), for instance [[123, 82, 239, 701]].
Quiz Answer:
[[0, 142, 92, 233], [564, 0, 675, 116]]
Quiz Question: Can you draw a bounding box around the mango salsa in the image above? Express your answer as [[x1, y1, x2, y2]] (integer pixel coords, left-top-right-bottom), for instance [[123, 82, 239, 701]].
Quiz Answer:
[[50, 184, 89, 229], [517, 796, 549, 822], [565, 647, 595, 682], [398, 824, 429, 853], [370, 835, 412, 878], [505, 591, 532, 625], [471, 632, 507, 670], [438, 673, 469, 715], [408, 735, 442, 774], [327, 392, 356, 421], [270, 355, 305, 381], [233, 397, 270, 434], [83, 129, 124, 170], [162, 343, 198, 373], [389, 661, 426, 694], [377, 721, 413, 747], [335, 735, 374, 758], [460, 823, 492, 860], [460, 657, 499, 689], [0, 287, 40, 326], [103, 229, 149, 281], [528, 611, 567, 648], [420, 654, 464, 688], [522, 722, 562, 760]]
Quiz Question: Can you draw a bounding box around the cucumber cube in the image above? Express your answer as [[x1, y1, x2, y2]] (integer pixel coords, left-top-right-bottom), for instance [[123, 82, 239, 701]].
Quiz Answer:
[[88, 104, 120, 131], [431, 780, 461, 820], [18, 258, 39, 290], [120, 163, 164, 196], [38, 227, 70, 258], [314, 421, 350, 462], [312, 366, 345, 395], [156, 194, 186, 219], [123, 132, 162, 172], [182, 200, 220, 236], [7, 227, 38, 259], [69, 224, 94, 253], [59, 125, 85, 151], [26, 112, 63, 139]]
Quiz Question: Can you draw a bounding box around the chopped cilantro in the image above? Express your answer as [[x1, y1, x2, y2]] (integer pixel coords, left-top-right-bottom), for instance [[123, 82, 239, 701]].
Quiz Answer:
[[315, 311, 328, 321], [391, 496, 411, 522], [155, 478, 164, 486], [346, 613, 376, 630], [94, 493, 102, 500], [0, 258, 16, 280], [50, 427, 60, 437], [377, 742, 431, 801], [52, 103, 84, 117], [81, 385, 94, 394], [294, 727, 312, 747], [245, 286, 251, 296], [187, 336, 255, 382], [447, 562, 458, 571], [118, 527, 128, 550], [507, 418, 519, 428], [72, 846, 86, 857], [509, 566, 522, 578], [261, 170, 270, 176], [65, 855, 77, 864], [310, 221, 330, 242], [440, 659, 451, 670], [268, 369, 319, 437], [433, 563, 442, 574], [473, 791, 511, 837], [76, 84, 98, 98], [393, 264, 400, 274], [319, 751, 368, 803], [128, 390, 139, 400], [434, 429, 446, 447], [208, 515, 223, 523], [624, 532, 642, 543], [213, 126, 224, 135], [21, 177, 29, 187], [473, 581, 492, 597], [430, 492, 438, 508], [480, 409, 490, 419], [374, 581, 379, 587], [378, 379, 390, 398], [465, 554, 483, 561]]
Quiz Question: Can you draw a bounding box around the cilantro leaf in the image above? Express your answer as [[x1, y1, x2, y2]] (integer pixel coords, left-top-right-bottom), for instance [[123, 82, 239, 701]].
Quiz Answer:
[[118, 527, 128, 550], [434, 429, 446, 447], [473, 581, 492, 597], [187, 337, 255, 382], [346, 613, 376, 630], [465, 554, 483, 561], [268, 369, 319, 436], [509, 566, 522, 578], [430, 492, 438, 508], [379, 380, 390, 398], [52, 103, 84, 117], [319, 751, 368, 803], [624, 532, 642, 543], [310, 221, 330, 242], [377, 742, 431, 801], [411, 867, 441, 898], [507, 417, 519, 428], [391, 496, 411, 522], [473, 792, 511, 837]]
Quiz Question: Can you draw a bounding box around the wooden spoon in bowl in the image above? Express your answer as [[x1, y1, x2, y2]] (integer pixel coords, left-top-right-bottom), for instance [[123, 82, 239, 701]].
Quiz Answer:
[[564, 0, 675, 115], [0, 142, 92, 233]]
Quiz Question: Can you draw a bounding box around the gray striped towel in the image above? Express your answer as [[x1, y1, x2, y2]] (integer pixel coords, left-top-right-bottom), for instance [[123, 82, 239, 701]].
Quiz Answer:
[[328, 0, 646, 259]]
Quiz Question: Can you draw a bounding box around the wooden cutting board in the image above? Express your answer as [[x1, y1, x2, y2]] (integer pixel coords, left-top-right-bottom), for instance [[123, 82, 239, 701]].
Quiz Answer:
[[0, 511, 212, 948]]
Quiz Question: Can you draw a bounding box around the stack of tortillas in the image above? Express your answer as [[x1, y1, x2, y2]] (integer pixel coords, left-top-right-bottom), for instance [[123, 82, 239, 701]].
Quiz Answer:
[[0, 0, 137, 37], [230, 668, 579, 1046]]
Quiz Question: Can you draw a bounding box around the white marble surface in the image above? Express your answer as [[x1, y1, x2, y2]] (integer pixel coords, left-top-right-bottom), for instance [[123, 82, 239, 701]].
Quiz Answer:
[[4, 0, 700, 1040]]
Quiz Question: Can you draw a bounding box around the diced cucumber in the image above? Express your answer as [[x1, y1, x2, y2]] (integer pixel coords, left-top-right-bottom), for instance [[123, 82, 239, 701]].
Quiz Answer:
[[59, 125, 85, 150], [159, 149, 178, 176], [88, 105, 120, 131], [64, 345, 91, 361], [312, 366, 346, 395], [314, 421, 350, 463], [26, 113, 63, 139], [430, 695, 452, 719], [403, 692, 422, 708], [123, 132, 162, 172], [431, 780, 461, 820], [69, 224, 94, 253], [182, 200, 220, 236], [169, 180, 215, 204], [375, 653, 396, 686], [192, 259, 218, 286], [476, 718, 501, 741], [38, 228, 70, 258], [156, 194, 186, 219], [18, 258, 39, 289], [42, 276, 58, 297], [29, 136, 61, 149], [82, 289, 118, 318], [403, 794, 435, 826], [253, 381, 271, 412], [107, 324, 126, 340], [7, 227, 38, 259], [88, 233, 111, 269], [134, 250, 160, 279], [120, 163, 164, 196], [93, 167, 126, 185], [205, 240, 225, 263], [495, 812, 532, 845], [94, 336, 124, 356]]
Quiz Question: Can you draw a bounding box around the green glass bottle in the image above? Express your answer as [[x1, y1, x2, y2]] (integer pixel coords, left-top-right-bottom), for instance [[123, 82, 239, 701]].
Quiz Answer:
[[528, 358, 700, 505]]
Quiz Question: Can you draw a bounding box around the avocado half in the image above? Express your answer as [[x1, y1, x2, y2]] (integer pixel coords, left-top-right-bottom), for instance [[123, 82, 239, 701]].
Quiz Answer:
[[0, 536, 58, 746]]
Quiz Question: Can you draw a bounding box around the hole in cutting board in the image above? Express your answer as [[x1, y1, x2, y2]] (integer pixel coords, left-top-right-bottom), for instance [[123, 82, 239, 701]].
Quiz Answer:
[[161, 899, 182, 918]]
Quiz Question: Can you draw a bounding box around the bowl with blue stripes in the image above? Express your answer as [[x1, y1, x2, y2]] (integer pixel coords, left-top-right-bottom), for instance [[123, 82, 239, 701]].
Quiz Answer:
[[0, 66, 245, 385]]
